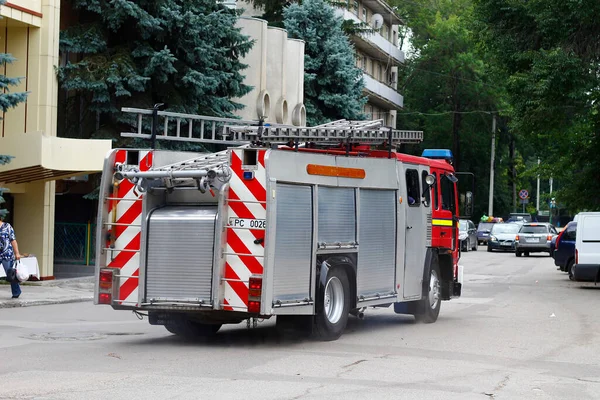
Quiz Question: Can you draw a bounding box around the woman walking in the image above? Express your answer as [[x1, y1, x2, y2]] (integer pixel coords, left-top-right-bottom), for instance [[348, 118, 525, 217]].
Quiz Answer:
[[0, 215, 21, 298]]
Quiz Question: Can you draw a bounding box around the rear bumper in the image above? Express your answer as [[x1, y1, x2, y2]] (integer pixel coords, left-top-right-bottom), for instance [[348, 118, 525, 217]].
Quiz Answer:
[[516, 243, 551, 252], [572, 264, 600, 282]]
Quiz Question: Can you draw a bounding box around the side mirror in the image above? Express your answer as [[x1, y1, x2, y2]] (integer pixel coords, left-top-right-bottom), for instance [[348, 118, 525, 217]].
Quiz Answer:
[[455, 172, 475, 218], [464, 191, 474, 217], [421, 174, 436, 207]]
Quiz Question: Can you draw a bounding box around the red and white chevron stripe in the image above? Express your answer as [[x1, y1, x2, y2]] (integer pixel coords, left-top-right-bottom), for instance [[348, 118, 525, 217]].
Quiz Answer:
[[107, 150, 153, 305], [222, 149, 267, 311]]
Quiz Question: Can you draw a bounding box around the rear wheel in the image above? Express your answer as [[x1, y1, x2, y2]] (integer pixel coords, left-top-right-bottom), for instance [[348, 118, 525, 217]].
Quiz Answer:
[[313, 267, 350, 341], [164, 317, 221, 338], [566, 259, 575, 280], [487, 247, 492, 253], [516, 251, 522, 257], [525, 252, 530, 257], [414, 264, 441, 323], [472, 240, 478, 251]]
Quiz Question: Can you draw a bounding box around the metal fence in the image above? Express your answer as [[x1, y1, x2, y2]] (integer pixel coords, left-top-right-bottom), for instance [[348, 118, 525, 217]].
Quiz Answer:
[[54, 222, 96, 265]]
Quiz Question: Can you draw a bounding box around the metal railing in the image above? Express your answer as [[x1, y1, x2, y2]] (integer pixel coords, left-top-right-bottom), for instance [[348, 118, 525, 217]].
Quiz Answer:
[[54, 222, 96, 265]]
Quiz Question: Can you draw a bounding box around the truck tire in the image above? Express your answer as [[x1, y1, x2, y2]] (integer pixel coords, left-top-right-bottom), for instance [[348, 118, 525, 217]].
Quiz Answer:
[[313, 267, 350, 341], [165, 317, 221, 338], [414, 263, 441, 323]]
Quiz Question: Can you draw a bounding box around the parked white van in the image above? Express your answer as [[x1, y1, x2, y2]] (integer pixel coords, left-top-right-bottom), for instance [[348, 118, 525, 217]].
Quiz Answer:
[[572, 212, 600, 282]]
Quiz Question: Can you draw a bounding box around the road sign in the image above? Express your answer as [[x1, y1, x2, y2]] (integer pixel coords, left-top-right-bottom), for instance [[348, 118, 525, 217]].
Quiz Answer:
[[520, 199, 529, 204], [519, 189, 529, 200]]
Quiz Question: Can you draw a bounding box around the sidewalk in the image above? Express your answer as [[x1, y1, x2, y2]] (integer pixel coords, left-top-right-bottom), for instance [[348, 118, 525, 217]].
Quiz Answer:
[[0, 276, 94, 308]]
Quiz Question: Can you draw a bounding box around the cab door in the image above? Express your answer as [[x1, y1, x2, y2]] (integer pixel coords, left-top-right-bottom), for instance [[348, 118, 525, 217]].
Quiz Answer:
[[431, 169, 455, 250], [403, 166, 427, 299]]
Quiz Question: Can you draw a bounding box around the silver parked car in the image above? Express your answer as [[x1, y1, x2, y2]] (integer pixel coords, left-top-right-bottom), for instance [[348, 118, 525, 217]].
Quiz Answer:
[[487, 223, 521, 252], [459, 219, 478, 251], [515, 223, 558, 257]]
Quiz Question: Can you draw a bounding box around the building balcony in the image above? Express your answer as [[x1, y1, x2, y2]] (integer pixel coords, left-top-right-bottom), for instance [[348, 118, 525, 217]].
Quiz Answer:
[[362, 73, 403, 109], [0, 133, 112, 185], [335, 8, 404, 64]]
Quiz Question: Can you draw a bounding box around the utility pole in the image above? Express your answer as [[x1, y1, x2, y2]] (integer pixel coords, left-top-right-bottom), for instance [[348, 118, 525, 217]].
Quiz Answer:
[[488, 113, 496, 216], [536, 158, 540, 212]]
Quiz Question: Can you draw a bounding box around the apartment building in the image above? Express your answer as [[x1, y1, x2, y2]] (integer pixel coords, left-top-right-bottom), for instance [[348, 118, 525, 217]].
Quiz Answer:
[[335, 0, 404, 128], [0, 0, 111, 278]]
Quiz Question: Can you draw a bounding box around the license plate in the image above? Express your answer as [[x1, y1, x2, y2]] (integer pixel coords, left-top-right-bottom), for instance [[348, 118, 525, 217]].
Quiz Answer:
[[525, 238, 538, 243], [228, 218, 266, 229], [501, 242, 512, 246]]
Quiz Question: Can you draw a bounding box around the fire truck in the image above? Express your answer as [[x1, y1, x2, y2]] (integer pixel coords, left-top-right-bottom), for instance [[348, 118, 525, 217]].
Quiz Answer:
[[94, 107, 473, 341]]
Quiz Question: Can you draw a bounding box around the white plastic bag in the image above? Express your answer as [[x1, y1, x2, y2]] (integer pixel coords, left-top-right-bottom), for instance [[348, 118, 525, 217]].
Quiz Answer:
[[16, 262, 29, 282]]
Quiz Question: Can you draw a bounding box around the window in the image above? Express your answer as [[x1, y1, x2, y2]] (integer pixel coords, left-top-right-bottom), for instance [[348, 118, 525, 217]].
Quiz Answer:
[[440, 174, 454, 211], [351, 0, 359, 15], [362, 55, 367, 71], [421, 170, 430, 207], [519, 225, 548, 234], [405, 169, 420, 206], [564, 226, 577, 241], [361, 7, 367, 21]]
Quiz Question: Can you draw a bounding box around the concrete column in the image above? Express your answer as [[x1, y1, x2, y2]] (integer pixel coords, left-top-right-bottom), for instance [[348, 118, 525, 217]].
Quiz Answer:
[[13, 180, 55, 278], [37, 0, 60, 137]]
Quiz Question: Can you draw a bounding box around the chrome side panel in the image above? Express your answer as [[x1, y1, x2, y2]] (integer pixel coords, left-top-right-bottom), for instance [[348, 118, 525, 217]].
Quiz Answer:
[[145, 206, 217, 304], [318, 186, 356, 245], [357, 189, 397, 297], [272, 183, 313, 303]]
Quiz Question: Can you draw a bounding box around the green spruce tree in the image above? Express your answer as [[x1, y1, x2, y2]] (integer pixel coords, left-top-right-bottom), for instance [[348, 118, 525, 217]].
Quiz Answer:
[[283, 0, 367, 125], [0, 0, 29, 217], [58, 0, 254, 148]]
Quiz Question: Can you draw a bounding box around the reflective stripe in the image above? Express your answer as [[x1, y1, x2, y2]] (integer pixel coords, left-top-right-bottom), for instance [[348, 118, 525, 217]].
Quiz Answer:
[[432, 219, 454, 227]]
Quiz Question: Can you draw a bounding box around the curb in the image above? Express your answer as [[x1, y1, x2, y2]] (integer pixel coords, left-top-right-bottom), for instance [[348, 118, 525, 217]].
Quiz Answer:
[[0, 296, 93, 309]]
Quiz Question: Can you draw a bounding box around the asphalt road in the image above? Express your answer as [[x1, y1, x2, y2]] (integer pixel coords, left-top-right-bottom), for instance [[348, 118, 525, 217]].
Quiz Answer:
[[1, 249, 599, 400]]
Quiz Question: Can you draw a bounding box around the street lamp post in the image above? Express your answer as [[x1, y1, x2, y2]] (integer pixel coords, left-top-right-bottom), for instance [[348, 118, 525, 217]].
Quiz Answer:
[[488, 114, 496, 216]]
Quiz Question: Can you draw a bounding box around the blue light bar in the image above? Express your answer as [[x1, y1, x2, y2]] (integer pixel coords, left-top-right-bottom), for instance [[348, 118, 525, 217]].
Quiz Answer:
[[421, 149, 453, 161]]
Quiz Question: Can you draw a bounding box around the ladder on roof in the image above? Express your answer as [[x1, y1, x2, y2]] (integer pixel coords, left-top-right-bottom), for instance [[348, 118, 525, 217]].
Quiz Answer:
[[120, 107, 424, 147], [116, 107, 424, 192]]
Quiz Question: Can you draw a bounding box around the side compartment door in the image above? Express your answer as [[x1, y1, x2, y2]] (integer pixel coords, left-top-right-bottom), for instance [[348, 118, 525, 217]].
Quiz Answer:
[[403, 166, 426, 299]]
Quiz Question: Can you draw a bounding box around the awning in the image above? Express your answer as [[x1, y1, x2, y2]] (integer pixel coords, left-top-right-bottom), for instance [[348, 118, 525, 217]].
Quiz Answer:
[[0, 132, 112, 185]]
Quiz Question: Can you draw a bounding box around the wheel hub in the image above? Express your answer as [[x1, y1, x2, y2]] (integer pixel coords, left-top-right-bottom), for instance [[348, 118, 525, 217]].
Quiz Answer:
[[428, 270, 440, 309], [324, 276, 344, 324]]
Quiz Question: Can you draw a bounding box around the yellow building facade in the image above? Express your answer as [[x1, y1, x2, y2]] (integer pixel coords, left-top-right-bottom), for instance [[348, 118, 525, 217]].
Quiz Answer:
[[0, 0, 111, 278]]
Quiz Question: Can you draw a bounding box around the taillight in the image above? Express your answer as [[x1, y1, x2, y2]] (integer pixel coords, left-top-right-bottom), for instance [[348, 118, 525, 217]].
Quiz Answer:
[[555, 230, 564, 250], [576, 249, 579, 265], [99, 270, 113, 289], [98, 292, 112, 304], [98, 269, 114, 305], [248, 301, 261, 313], [248, 275, 263, 314], [547, 235, 553, 241]]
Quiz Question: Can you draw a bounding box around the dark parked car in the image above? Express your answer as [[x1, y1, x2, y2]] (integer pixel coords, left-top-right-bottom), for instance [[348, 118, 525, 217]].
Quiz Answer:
[[554, 222, 577, 279], [477, 222, 495, 245], [487, 223, 521, 252], [515, 223, 558, 257], [459, 219, 478, 251]]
